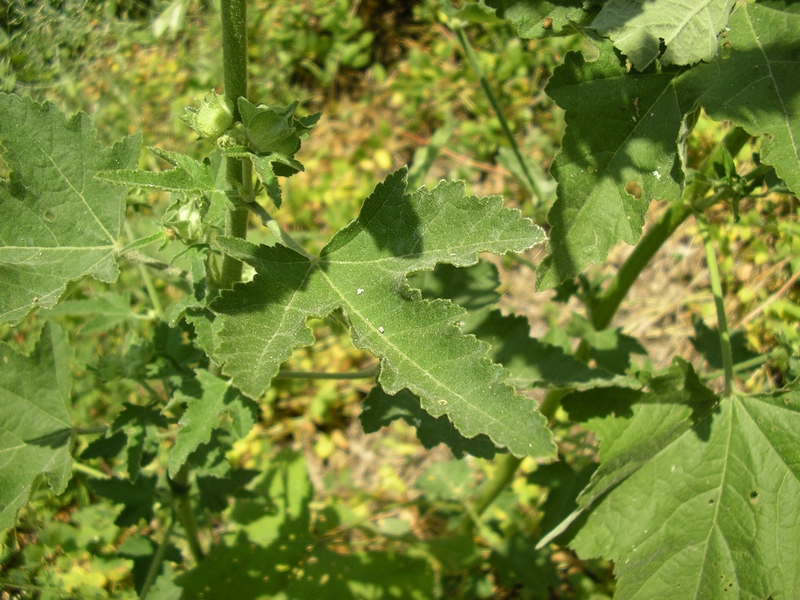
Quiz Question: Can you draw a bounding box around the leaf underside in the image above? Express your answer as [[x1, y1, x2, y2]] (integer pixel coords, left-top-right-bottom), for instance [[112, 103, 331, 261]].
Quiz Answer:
[[211, 168, 554, 458]]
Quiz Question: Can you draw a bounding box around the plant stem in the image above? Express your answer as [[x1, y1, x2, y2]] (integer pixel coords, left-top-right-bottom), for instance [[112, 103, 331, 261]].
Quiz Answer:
[[138, 511, 176, 600], [452, 26, 545, 204], [72, 426, 109, 435], [219, 0, 251, 289], [695, 212, 735, 396], [590, 127, 752, 330], [274, 367, 379, 380], [170, 464, 205, 563], [71, 461, 111, 480], [125, 222, 164, 319], [468, 453, 522, 526]]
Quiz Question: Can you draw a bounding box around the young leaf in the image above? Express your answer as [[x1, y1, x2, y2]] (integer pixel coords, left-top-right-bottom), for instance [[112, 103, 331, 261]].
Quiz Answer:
[[98, 147, 216, 192], [0, 93, 140, 324], [109, 402, 168, 482], [536, 40, 701, 289], [545, 362, 800, 597], [168, 369, 258, 477], [592, 0, 737, 71], [694, 1, 800, 195], [0, 323, 73, 532], [211, 169, 554, 458]]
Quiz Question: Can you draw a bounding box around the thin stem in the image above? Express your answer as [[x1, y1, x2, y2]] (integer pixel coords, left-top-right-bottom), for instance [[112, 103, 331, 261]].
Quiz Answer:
[[453, 26, 544, 204], [119, 249, 189, 279], [695, 212, 735, 396], [125, 222, 164, 319], [170, 464, 205, 563], [72, 426, 109, 436], [590, 127, 752, 330], [274, 367, 379, 380], [138, 511, 176, 600], [71, 461, 111, 480], [468, 454, 522, 524]]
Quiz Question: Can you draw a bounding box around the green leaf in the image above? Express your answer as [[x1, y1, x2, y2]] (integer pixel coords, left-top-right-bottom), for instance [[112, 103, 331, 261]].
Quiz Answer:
[[0, 323, 73, 532], [169, 369, 258, 477], [90, 475, 158, 527], [485, 0, 591, 37], [109, 403, 168, 481], [467, 310, 641, 389], [592, 0, 737, 71], [98, 147, 216, 192], [536, 40, 701, 289], [212, 169, 554, 458], [695, 2, 800, 195], [360, 386, 501, 459], [0, 93, 139, 324], [546, 364, 800, 597], [47, 292, 133, 334]]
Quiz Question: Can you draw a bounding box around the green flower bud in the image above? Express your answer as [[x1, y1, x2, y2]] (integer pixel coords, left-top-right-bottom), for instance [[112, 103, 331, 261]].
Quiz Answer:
[[162, 194, 210, 243], [181, 92, 235, 140]]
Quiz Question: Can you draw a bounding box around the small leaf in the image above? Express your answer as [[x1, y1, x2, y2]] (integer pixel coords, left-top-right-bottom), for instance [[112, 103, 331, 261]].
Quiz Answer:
[[90, 475, 158, 527], [0, 323, 73, 532], [211, 169, 554, 458], [168, 369, 258, 477], [0, 93, 139, 324], [98, 147, 216, 193], [109, 403, 168, 481]]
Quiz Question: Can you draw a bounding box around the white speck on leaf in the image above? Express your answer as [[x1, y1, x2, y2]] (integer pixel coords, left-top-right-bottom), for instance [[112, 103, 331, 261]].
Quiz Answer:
[[378, 326, 385, 334], [652, 170, 661, 180], [438, 399, 447, 406], [357, 288, 364, 295]]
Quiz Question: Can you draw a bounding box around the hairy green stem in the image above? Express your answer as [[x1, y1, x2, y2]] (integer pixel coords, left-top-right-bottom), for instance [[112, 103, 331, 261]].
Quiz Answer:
[[138, 511, 176, 600], [695, 212, 735, 395], [590, 127, 752, 330], [453, 26, 545, 204], [218, 0, 251, 289], [171, 464, 205, 563]]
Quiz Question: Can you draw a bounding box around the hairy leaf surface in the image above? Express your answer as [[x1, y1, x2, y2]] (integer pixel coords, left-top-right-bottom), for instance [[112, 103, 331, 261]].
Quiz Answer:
[[0, 94, 139, 324], [536, 41, 701, 289], [212, 169, 554, 458], [592, 0, 736, 71], [547, 362, 800, 598], [0, 323, 73, 531]]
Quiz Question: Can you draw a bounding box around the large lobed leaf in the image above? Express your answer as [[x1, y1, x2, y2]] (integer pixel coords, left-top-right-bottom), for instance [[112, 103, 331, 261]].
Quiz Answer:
[[0, 323, 73, 531], [211, 169, 554, 458], [536, 40, 701, 289], [546, 361, 800, 598], [0, 93, 139, 324]]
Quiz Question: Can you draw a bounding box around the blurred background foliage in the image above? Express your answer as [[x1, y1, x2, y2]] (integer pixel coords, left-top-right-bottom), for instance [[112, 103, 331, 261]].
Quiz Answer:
[[0, 0, 797, 597]]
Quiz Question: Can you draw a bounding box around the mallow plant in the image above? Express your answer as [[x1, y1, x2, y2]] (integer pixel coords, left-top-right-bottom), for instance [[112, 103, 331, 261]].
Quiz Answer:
[[1, 0, 798, 598]]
